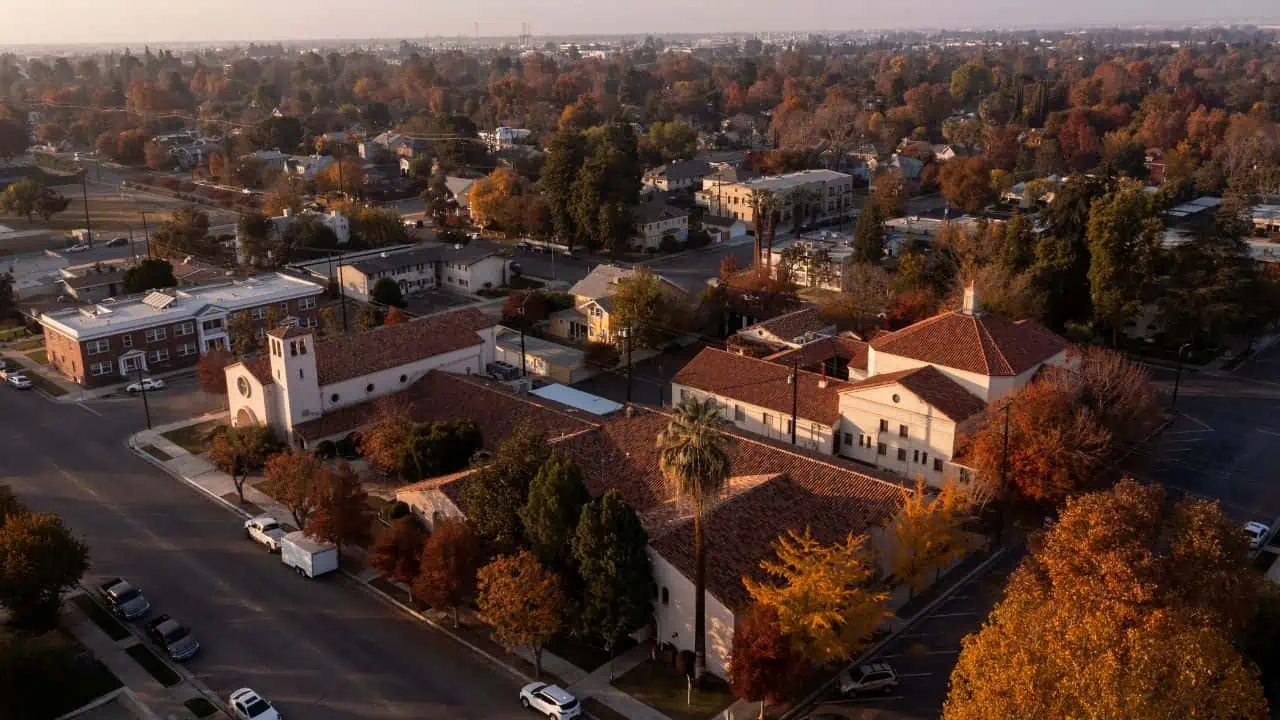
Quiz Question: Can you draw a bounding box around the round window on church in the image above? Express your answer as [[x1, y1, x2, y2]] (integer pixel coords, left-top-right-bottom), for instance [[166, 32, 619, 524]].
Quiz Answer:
[[399, 374, 408, 384], [237, 376, 252, 399], [365, 383, 375, 393], [331, 394, 340, 403], [892, 393, 901, 404]]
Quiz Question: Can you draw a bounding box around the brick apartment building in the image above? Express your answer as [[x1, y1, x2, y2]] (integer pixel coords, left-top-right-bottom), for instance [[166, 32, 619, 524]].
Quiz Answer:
[[40, 273, 325, 388]]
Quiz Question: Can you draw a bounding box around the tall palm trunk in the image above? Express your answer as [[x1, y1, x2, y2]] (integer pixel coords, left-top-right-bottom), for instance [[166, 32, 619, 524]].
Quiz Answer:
[[694, 503, 707, 682]]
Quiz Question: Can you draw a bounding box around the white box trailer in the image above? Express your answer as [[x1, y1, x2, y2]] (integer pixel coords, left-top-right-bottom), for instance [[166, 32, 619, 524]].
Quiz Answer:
[[280, 531, 339, 579]]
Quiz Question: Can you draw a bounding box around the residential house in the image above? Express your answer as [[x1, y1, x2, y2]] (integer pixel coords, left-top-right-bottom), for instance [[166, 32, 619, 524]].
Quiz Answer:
[[703, 215, 747, 245], [679, 286, 1068, 485], [337, 247, 441, 302], [444, 177, 477, 218], [479, 127, 534, 152], [41, 274, 324, 388], [285, 154, 335, 180], [224, 308, 498, 446], [242, 150, 289, 173], [643, 160, 713, 193], [733, 307, 836, 354], [1252, 204, 1280, 235], [767, 234, 856, 292], [633, 200, 690, 250], [436, 241, 511, 293], [495, 329, 589, 383], [548, 265, 686, 345], [61, 268, 127, 303], [235, 209, 350, 265], [764, 334, 870, 381], [394, 399, 913, 679]]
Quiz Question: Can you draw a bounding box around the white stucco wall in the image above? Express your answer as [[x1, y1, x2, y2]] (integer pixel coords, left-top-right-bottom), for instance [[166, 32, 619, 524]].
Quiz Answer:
[[672, 383, 836, 455], [396, 487, 466, 530], [226, 365, 287, 439], [314, 344, 487, 415], [650, 551, 737, 679], [837, 383, 960, 486], [869, 347, 1068, 404], [442, 257, 507, 293]]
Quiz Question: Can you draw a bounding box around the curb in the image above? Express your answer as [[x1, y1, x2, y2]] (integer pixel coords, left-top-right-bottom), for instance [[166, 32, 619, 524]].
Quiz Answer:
[[780, 546, 1011, 720]]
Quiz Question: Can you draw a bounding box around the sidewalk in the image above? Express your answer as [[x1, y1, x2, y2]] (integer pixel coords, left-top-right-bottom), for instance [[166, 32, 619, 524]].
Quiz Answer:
[[63, 590, 220, 720], [129, 414, 682, 719]]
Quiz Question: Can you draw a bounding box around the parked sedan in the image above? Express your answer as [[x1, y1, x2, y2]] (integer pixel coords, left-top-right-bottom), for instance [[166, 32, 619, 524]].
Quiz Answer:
[[1245, 521, 1271, 550], [5, 374, 32, 390], [125, 378, 166, 393], [519, 682, 581, 719], [145, 614, 200, 661], [100, 577, 151, 620], [229, 688, 281, 720], [839, 663, 899, 695]]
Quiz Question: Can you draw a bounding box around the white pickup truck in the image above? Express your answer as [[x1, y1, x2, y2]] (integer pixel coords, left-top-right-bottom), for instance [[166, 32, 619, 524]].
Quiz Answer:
[[244, 516, 286, 552]]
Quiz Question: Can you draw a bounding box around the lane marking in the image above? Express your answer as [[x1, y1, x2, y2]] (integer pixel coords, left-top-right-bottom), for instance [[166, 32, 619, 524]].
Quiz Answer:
[[879, 650, 960, 659], [898, 672, 934, 678], [1178, 413, 1214, 432], [1257, 428, 1280, 437], [927, 612, 977, 618], [75, 402, 103, 417]]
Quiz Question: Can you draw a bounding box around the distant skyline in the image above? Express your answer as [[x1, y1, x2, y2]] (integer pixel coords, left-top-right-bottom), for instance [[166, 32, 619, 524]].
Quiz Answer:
[[3, 0, 1279, 47]]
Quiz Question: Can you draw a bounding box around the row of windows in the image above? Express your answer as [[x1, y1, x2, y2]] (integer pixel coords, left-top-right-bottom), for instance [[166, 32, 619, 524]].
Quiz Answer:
[[878, 419, 910, 438], [847, 431, 944, 472]]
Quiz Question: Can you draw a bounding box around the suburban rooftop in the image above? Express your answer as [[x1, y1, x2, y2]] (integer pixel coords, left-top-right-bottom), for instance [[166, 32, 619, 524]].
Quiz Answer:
[[40, 273, 324, 340]]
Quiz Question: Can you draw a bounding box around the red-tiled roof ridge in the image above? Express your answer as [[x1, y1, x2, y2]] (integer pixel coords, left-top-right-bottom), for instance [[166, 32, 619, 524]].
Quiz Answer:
[[840, 365, 987, 422], [870, 309, 1065, 377], [674, 347, 853, 424]]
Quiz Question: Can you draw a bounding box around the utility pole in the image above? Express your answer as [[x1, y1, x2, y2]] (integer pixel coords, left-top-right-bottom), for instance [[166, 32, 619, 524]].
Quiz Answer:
[[81, 172, 94, 248], [136, 366, 152, 430], [621, 327, 634, 403], [1170, 342, 1192, 412], [140, 212, 152, 258], [789, 359, 798, 445], [126, 226, 137, 264]]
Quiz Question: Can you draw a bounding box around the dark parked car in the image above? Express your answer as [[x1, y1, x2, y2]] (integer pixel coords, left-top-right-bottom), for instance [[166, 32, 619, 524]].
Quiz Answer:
[[100, 577, 150, 620], [146, 614, 200, 661]]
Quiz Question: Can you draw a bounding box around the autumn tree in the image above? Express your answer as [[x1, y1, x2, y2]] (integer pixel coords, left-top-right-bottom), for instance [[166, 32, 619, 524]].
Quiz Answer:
[[571, 490, 653, 653], [744, 527, 889, 665], [612, 267, 679, 349], [459, 425, 550, 553], [370, 516, 427, 589], [208, 425, 275, 505], [944, 480, 1266, 720], [886, 480, 973, 599], [371, 277, 405, 308], [476, 551, 565, 677], [730, 603, 807, 714], [818, 263, 892, 333], [382, 307, 406, 325], [414, 517, 483, 628], [0, 511, 89, 629], [519, 453, 590, 575], [1086, 179, 1163, 346], [938, 157, 997, 214], [307, 462, 372, 553], [122, 258, 176, 294], [262, 177, 303, 217], [872, 169, 907, 217], [262, 449, 321, 528], [853, 202, 886, 264]]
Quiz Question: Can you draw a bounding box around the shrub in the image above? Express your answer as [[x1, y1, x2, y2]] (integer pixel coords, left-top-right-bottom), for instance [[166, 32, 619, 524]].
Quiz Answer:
[[314, 440, 337, 459], [658, 234, 680, 253]]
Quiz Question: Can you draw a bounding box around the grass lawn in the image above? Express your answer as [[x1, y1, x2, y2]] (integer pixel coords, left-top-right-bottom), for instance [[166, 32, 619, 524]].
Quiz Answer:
[[506, 276, 546, 290], [11, 336, 44, 351], [26, 349, 48, 365], [71, 593, 130, 641], [184, 697, 219, 718], [141, 444, 173, 461], [613, 660, 736, 720], [10, 359, 70, 396], [125, 643, 182, 687], [546, 634, 636, 675], [161, 419, 224, 454], [0, 325, 30, 342], [582, 697, 630, 720]]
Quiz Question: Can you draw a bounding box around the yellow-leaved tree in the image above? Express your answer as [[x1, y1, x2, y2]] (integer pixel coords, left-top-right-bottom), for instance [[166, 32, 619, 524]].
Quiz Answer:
[[885, 479, 974, 600], [943, 479, 1267, 720], [744, 527, 889, 665]]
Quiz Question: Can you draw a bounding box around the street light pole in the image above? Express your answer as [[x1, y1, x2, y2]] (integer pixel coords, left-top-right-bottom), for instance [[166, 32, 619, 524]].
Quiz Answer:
[[140, 212, 151, 258], [1171, 342, 1192, 412], [621, 327, 634, 403], [135, 366, 152, 430], [81, 173, 94, 248]]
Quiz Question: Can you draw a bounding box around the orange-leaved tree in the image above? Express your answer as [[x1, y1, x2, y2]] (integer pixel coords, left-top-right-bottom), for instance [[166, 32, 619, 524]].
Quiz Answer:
[[208, 425, 274, 505], [885, 479, 974, 599], [261, 448, 321, 528], [476, 550, 564, 677], [369, 516, 426, 591], [306, 462, 372, 554], [730, 603, 808, 715], [413, 517, 483, 628], [744, 527, 889, 665]]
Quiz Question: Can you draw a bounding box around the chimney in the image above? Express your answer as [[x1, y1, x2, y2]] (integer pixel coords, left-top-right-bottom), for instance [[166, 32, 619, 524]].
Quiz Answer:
[[282, 208, 292, 218], [962, 282, 979, 315], [818, 366, 829, 389]]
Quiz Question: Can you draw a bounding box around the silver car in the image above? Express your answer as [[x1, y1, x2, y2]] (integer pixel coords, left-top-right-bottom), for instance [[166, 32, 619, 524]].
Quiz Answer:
[[146, 614, 200, 661], [100, 577, 151, 620]]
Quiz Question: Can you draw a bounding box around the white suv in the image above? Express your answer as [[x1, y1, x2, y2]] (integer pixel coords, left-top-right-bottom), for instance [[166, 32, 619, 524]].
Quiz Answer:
[[229, 688, 280, 720], [839, 663, 899, 695], [519, 682, 581, 719]]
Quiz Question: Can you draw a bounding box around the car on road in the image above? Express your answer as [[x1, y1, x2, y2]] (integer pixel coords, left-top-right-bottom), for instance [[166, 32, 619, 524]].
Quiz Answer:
[[126, 378, 166, 393], [145, 613, 200, 661], [5, 374, 32, 390], [1245, 521, 1271, 549], [229, 688, 281, 720], [63, 243, 90, 254], [244, 516, 286, 552], [105, 237, 129, 247], [838, 663, 899, 696], [519, 682, 581, 719], [100, 577, 151, 620]]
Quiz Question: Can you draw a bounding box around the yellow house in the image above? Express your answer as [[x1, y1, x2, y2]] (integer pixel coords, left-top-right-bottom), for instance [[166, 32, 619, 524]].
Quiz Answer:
[[548, 265, 685, 346]]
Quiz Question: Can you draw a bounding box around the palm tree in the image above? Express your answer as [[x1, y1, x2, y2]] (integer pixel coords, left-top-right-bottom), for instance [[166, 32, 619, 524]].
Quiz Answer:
[[750, 189, 781, 268], [788, 186, 815, 236], [657, 397, 733, 683]]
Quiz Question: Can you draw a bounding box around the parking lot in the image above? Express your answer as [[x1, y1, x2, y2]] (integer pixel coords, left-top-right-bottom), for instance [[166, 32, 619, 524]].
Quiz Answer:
[[401, 288, 478, 317], [806, 552, 1020, 719]]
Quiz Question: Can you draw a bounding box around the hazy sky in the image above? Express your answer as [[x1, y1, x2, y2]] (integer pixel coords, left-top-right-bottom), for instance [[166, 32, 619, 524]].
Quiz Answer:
[[2, 0, 1278, 46]]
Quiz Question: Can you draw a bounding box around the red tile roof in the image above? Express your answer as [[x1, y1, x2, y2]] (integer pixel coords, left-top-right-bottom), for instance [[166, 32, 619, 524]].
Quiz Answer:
[[237, 307, 495, 388], [293, 370, 595, 443], [841, 365, 987, 422], [764, 336, 869, 373], [268, 325, 311, 340], [870, 310, 1066, 377], [741, 307, 833, 345], [674, 347, 852, 425], [403, 407, 911, 607]]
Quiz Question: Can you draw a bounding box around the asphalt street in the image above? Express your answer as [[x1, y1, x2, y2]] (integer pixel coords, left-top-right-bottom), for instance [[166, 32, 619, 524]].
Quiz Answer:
[[0, 382, 528, 719]]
